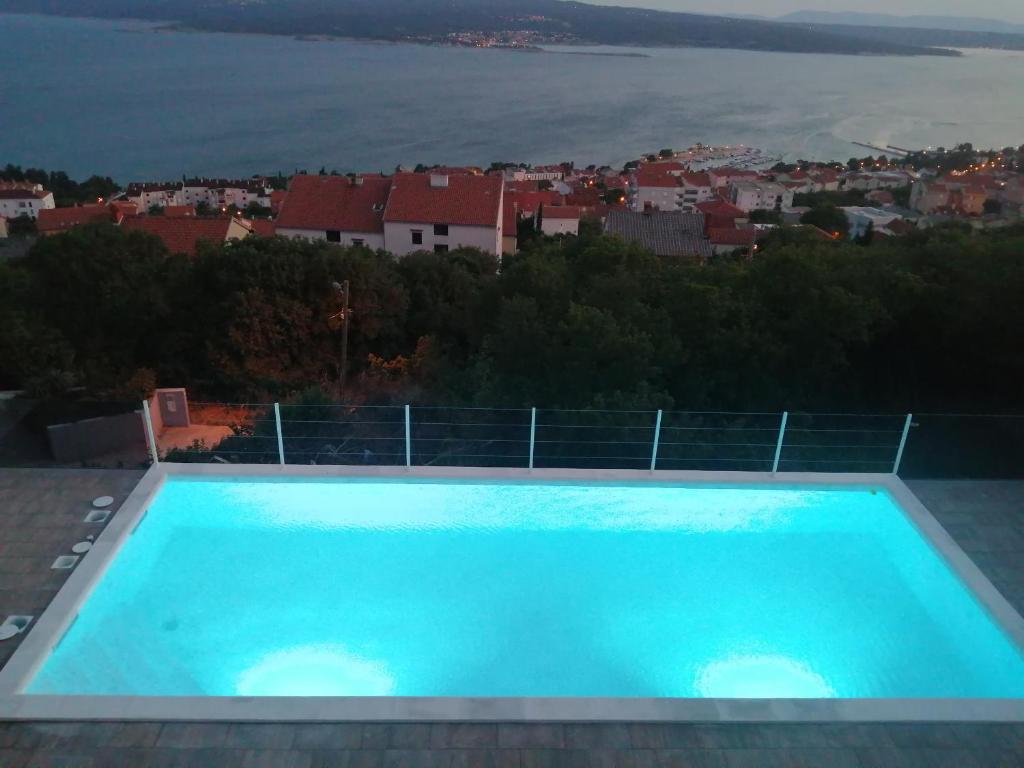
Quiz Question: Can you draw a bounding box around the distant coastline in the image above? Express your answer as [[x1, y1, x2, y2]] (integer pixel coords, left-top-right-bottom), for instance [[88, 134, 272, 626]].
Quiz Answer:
[[0, 5, 964, 58], [5, 13, 1023, 182]]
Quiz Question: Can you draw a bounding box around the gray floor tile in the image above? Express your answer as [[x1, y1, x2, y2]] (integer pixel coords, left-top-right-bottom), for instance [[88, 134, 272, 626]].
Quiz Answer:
[[226, 725, 297, 750], [293, 725, 364, 750], [498, 726, 565, 749], [654, 749, 726, 768], [237, 749, 314, 768], [565, 726, 632, 749], [156, 723, 231, 749], [430, 725, 499, 750]]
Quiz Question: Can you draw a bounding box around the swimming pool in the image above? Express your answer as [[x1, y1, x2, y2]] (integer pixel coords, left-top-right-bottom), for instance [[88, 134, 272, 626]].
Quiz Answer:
[[3, 466, 1024, 721]]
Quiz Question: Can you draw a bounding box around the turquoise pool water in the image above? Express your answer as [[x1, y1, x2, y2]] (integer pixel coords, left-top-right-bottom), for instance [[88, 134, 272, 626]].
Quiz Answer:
[[27, 478, 1024, 698]]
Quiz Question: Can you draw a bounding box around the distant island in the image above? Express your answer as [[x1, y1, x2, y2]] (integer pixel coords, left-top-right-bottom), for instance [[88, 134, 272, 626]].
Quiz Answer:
[[0, 0, 971, 57]]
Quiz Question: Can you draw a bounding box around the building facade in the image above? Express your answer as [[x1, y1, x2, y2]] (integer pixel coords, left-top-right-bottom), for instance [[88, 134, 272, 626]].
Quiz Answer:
[[383, 173, 503, 257], [0, 184, 56, 220], [728, 181, 795, 212]]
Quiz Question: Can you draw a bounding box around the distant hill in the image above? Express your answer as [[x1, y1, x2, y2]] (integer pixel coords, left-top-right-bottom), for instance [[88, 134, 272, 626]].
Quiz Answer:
[[781, 17, 1024, 53], [0, 0, 962, 56], [777, 11, 1024, 35]]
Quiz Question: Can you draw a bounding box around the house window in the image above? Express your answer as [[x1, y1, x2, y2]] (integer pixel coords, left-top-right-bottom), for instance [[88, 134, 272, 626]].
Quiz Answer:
[[325, 230, 341, 242], [433, 224, 449, 237], [352, 238, 364, 247], [434, 243, 449, 253], [411, 230, 423, 245]]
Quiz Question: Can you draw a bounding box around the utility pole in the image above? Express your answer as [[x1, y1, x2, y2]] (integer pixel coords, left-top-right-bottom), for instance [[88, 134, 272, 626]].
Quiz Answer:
[[331, 280, 351, 393]]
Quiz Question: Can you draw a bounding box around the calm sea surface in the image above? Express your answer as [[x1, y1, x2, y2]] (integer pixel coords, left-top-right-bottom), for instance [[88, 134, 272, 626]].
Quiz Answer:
[[2, 13, 1023, 180]]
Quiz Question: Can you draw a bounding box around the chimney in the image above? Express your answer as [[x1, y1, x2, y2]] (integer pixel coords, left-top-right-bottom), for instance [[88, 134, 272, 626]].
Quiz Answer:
[[430, 173, 449, 189]]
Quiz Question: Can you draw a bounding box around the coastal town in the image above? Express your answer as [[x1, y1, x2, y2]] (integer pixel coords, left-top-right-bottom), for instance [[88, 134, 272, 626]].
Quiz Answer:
[[2, 142, 1022, 261]]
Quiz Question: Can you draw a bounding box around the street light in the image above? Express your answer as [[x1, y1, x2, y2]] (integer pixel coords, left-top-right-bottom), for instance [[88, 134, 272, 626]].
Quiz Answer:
[[329, 280, 351, 393]]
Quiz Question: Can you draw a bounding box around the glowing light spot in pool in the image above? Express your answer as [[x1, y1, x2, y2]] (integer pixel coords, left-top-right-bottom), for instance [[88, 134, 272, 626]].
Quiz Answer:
[[236, 645, 395, 696], [696, 655, 835, 698]]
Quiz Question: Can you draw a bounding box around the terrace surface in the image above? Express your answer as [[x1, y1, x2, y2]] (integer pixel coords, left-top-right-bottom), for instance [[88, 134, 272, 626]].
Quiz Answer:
[[1, 469, 1024, 766]]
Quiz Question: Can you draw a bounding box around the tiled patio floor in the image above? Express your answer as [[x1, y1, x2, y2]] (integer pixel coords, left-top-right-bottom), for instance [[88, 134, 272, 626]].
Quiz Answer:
[[1, 470, 1023, 767]]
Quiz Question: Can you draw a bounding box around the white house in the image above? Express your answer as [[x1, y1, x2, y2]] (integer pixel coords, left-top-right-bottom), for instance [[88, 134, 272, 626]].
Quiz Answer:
[[275, 174, 392, 249], [841, 207, 904, 238], [540, 205, 581, 237], [631, 172, 680, 212], [128, 179, 274, 212], [707, 167, 762, 191], [383, 173, 503, 257], [630, 169, 715, 213], [728, 181, 795, 213], [677, 172, 716, 210], [125, 183, 179, 211], [182, 178, 274, 211], [0, 184, 55, 220]]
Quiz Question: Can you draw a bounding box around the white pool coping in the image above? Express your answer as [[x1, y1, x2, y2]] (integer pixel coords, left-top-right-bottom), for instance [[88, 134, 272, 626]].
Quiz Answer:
[[1, 463, 1023, 722]]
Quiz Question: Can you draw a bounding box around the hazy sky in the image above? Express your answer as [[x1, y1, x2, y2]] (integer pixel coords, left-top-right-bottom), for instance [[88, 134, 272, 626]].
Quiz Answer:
[[590, 1, 1024, 24]]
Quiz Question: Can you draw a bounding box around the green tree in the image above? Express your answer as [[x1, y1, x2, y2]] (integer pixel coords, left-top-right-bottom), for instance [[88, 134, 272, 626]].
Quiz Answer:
[[21, 224, 178, 393], [7, 215, 37, 236], [749, 209, 781, 224], [801, 205, 849, 238]]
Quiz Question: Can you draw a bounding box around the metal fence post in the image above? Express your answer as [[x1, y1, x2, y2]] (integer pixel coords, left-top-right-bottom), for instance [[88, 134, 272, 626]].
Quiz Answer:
[[528, 407, 537, 470], [893, 413, 913, 475], [650, 409, 663, 471], [141, 400, 159, 465], [771, 411, 788, 474], [405, 404, 412, 468], [274, 403, 285, 465]]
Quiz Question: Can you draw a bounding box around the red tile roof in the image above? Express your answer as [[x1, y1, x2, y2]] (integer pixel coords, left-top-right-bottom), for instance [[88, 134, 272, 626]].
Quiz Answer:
[[384, 173, 502, 227], [505, 180, 541, 194], [36, 205, 114, 233], [276, 175, 392, 234], [110, 201, 138, 217], [809, 168, 840, 182], [634, 170, 679, 189], [679, 172, 712, 188], [164, 205, 196, 218], [249, 219, 276, 238], [643, 161, 686, 173], [564, 190, 602, 207], [120, 216, 248, 257], [0, 188, 49, 200], [505, 190, 562, 217], [709, 227, 757, 247], [543, 206, 581, 220], [696, 199, 746, 218]]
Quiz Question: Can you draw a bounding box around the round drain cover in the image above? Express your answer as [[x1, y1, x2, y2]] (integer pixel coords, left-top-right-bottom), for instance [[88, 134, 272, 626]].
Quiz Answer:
[[72, 541, 93, 554], [92, 496, 114, 508], [0, 625, 19, 641]]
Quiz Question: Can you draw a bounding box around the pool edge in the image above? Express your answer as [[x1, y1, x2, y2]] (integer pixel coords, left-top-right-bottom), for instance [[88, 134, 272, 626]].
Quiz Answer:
[[1, 464, 1022, 722]]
